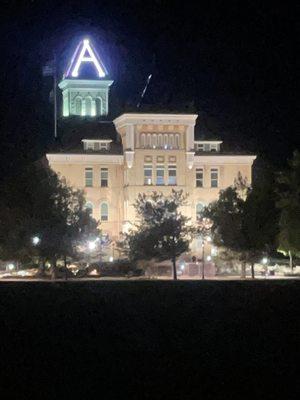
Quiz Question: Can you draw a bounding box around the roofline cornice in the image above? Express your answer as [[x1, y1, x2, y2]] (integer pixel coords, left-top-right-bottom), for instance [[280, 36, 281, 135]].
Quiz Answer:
[[113, 113, 198, 128], [194, 155, 256, 164], [47, 153, 124, 164]]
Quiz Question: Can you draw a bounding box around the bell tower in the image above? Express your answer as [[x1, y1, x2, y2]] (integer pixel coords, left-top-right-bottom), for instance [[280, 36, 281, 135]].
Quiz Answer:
[[59, 38, 113, 117]]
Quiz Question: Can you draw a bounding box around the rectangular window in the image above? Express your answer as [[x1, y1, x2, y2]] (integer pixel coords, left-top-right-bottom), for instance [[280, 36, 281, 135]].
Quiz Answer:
[[211, 168, 218, 188], [196, 168, 203, 187], [144, 164, 152, 185], [86, 142, 94, 150], [204, 143, 210, 152], [100, 168, 108, 187], [100, 142, 108, 150], [196, 143, 204, 151], [168, 165, 177, 185], [85, 168, 93, 187], [156, 165, 165, 185]]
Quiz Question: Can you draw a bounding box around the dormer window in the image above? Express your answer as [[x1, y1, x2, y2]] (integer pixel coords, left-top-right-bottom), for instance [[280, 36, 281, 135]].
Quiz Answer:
[[194, 141, 222, 152], [82, 139, 112, 151]]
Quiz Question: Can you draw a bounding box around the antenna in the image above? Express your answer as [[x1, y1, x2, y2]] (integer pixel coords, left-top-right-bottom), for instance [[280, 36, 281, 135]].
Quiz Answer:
[[137, 74, 152, 109]]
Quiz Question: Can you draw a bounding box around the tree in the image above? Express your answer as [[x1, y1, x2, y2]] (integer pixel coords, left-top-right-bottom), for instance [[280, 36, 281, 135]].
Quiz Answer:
[[119, 190, 194, 280], [277, 151, 300, 270], [0, 162, 99, 278], [203, 168, 279, 278]]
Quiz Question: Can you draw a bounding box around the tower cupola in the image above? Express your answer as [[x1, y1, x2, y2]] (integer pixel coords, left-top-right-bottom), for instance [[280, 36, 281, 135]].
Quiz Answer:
[[59, 38, 113, 117]]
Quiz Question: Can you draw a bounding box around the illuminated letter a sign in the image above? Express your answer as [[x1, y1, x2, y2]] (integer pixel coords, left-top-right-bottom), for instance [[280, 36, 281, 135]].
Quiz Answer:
[[71, 39, 106, 78]]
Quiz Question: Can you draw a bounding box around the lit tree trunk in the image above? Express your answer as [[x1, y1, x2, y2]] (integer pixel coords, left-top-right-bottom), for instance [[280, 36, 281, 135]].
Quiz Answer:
[[64, 255, 68, 281], [241, 261, 246, 279], [51, 258, 57, 280], [172, 257, 177, 280], [250, 262, 255, 279], [288, 250, 293, 271], [38, 258, 46, 277]]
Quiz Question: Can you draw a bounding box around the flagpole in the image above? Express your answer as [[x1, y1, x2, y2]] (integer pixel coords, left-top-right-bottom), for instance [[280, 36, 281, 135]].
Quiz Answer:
[[53, 52, 57, 139]]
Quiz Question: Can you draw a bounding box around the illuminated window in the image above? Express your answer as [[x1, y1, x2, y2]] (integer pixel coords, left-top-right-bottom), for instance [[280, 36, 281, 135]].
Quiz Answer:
[[100, 202, 108, 221], [75, 97, 82, 115], [164, 134, 168, 148], [85, 168, 93, 187], [168, 165, 177, 185], [85, 201, 94, 215], [211, 168, 218, 187], [158, 134, 163, 148], [196, 168, 203, 187], [152, 134, 157, 148], [169, 135, 174, 149], [156, 165, 165, 185], [85, 97, 92, 116], [100, 168, 108, 187], [95, 98, 102, 115], [144, 164, 152, 185]]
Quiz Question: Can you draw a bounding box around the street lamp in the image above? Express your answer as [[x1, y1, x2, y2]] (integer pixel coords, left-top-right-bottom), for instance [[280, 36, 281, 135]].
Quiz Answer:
[[7, 263, 15, 271], [88, 241, 97, 251], [32, 236, 40, 246]]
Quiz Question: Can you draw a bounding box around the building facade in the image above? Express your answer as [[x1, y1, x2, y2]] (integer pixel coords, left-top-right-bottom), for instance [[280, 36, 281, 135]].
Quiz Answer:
[[47, 38, 256, 254]]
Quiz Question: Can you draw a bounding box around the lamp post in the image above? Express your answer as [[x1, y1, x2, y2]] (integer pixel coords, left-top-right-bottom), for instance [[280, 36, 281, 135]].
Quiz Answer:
[[201, 242, 205, 279]]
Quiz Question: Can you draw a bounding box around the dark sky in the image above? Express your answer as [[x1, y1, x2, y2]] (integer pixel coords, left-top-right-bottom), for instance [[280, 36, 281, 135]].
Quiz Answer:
[[0, 0, 298, 168]]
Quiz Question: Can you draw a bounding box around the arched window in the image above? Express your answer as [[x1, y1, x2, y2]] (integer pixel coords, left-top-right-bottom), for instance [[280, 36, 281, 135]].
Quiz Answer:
[[175, 134, 180, 148], [100, 202, 108, 221], [95, 97, 102, 115], [196, 203, 204, 220], [158, 134, 163, 148], [141, 134, 146, 148], [169, 134, 174, 148], [164, 134, 168, 148], [152, 134, 157, 148], [147, 134, 151, 148], [75, 97, 82, 115], [85, 201, 94, 216], [85, 97, 92, 116]]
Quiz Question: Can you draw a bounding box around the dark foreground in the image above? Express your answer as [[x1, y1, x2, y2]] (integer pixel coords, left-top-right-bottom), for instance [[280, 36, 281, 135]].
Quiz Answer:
[[0, 280, 299, 400]]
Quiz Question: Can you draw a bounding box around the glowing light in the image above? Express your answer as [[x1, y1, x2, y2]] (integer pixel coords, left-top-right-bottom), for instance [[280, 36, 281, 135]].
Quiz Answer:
[[206, 255, 212, 261], [262, 257, 268, 265], [71, 39, 106, 78], [88, 241, 97, 251], [7, 263, 15, 271], [109, 256, 114, 262], [32, 236, 40, 246], [207, 236, 212, 242]]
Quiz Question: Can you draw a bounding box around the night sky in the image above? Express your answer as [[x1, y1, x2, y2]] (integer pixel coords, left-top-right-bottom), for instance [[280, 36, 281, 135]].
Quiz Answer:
[[0, 0, 298, 171]]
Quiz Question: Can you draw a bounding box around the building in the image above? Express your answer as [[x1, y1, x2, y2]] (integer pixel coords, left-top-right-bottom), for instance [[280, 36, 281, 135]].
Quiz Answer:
[[47, 38, 256, 255]]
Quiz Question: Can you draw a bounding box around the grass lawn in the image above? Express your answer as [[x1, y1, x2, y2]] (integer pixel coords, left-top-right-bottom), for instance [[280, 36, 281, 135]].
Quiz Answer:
[[0, 280, 299, 399]]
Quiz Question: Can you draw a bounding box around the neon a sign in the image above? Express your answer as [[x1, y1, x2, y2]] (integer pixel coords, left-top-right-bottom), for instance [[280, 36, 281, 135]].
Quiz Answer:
[[66, 38, 107, 78]]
